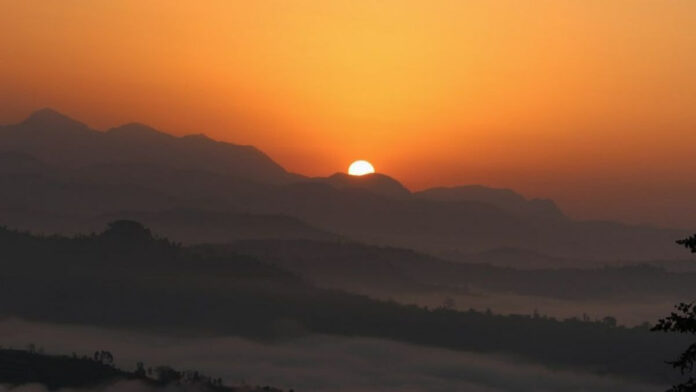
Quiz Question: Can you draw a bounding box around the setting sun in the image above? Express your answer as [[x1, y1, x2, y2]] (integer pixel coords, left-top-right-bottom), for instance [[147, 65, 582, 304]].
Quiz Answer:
[[348, 160, 375, 176], [2, 1, 696, 390]]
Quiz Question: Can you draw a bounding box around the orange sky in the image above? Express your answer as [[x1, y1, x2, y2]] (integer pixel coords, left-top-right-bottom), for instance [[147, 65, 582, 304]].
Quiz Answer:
[[1, 0, 696, 228]]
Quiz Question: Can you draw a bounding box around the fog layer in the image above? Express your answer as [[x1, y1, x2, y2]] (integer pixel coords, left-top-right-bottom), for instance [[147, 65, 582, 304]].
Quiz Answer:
[[0, 319, 660, 392]]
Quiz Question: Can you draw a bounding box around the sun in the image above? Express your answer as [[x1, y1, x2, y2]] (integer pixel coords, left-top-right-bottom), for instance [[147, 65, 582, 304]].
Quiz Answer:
[[348, 160, 375, 176]]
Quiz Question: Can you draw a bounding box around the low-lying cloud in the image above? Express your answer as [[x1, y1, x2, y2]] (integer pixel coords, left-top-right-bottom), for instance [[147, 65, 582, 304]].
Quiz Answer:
[[0, 318, 663, 392]]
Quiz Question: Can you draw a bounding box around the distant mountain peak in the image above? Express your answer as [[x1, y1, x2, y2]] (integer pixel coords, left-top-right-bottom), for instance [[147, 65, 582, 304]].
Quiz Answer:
[[415, 185, 566, 220], [0, 109, 302, 184], [107, 122, 174, 141], [25, 107, 66, 120], [319, 172, 412, 199], [181, 133, 212, 141], [21, 108, 88, 130]]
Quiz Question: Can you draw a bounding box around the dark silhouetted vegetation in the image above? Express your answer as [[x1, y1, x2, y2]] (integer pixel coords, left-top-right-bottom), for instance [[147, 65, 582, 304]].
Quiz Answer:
[[654, 235, 696, 391], [0, 347, 286, 391], [677, 235, 696, 253]]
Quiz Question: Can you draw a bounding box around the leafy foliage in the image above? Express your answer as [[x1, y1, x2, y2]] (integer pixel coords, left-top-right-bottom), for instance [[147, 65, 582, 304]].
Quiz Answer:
[[677, 235, 696, 253], [653, 236, 696, 391]]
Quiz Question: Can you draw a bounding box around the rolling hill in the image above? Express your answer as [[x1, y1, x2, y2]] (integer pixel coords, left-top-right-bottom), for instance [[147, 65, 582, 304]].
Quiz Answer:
[[0, 222, 688, 385]]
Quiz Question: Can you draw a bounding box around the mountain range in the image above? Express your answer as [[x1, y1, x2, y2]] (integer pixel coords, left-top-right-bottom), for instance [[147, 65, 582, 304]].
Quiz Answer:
[[0, 108, 689, 264], [0, 108, 298, 183]]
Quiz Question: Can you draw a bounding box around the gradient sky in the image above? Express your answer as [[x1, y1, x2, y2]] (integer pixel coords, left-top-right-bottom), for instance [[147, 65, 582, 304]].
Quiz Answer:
[[1, 1, 696, 228]]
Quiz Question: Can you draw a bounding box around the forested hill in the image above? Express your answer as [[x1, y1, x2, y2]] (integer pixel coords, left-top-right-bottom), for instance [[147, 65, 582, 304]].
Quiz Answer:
[[0, 348, 286, 391], [0, 222, 688, 385]]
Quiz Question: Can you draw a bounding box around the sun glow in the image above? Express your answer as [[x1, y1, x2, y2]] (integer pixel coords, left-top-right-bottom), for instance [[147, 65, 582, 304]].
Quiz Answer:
[[348, 160, 375, 176]]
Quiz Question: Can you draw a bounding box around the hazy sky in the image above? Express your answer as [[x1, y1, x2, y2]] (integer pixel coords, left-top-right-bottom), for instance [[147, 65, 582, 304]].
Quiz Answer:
[[1, 1, 695, 227]]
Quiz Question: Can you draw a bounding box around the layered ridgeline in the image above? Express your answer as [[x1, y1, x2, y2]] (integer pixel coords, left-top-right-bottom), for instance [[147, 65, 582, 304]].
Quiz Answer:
[[0, 222, 688, 386], [218, 239, 696, 301], [0, 108, 689, 263], [213, 239, 696, 326]]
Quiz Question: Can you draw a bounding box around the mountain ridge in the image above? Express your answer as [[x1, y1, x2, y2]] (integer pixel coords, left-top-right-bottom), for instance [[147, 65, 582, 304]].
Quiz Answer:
[[415, 185, 566, 220], [0, 109, 688, 262], [0, 108, 298, 184], [309, 172, 412, 199]]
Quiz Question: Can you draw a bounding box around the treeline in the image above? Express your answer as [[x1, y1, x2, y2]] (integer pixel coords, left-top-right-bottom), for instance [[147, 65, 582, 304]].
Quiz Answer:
[[0, 347, 288, 391], [0, 222, 688, 385]]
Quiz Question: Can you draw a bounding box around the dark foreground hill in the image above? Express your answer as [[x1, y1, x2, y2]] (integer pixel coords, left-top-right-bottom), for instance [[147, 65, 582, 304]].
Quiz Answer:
[[0, 348, 285, 391], [0, 222, 688, 385]]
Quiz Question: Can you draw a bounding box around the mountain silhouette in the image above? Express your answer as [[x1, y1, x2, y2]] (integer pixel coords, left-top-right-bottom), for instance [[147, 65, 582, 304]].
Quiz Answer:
[[0, 109, 689, 262], [312, 172, 411, 199], [20, 107, 92, 134], [415, 185, 565, 220], [106, 122, 176, 142], [0, 108, 299, 184]]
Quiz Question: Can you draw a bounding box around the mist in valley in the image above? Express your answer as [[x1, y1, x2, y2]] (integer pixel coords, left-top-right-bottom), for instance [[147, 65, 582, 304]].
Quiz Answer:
[[0, 108, 695, 390], [0, 319, 662, 392]]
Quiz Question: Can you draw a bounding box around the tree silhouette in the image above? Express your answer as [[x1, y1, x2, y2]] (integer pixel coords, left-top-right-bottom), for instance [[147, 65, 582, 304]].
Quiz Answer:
[[678, 235, 696, 254], [653, 235, 696, 391], [155, 366, 182, 384], [134, 361, 146, 377], [441, 297, 456, 310]]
